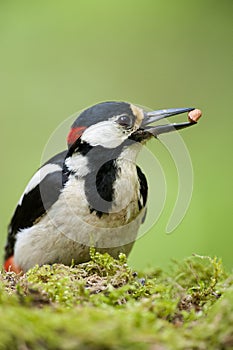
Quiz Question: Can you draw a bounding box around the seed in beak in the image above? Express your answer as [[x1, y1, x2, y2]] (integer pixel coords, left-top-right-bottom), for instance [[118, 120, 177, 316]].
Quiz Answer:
[[188, 109, 202, 123]]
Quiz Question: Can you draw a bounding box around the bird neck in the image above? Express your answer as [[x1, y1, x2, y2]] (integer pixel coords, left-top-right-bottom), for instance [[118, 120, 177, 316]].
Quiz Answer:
[[63, 140, 143, 217]]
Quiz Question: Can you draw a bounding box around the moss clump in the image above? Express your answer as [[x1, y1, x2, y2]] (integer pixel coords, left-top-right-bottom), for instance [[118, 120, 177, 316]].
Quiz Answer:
[[0, 251, 233, 349]]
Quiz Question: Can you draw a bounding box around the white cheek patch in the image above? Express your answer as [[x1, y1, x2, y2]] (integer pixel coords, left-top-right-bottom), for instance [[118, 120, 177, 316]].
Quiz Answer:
[[18, 163, 62, 206], [81, 121, 127, 148]]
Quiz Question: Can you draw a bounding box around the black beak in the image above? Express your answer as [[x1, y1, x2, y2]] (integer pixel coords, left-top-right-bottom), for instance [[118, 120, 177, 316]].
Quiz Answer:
[[142, 107, 196, 136]]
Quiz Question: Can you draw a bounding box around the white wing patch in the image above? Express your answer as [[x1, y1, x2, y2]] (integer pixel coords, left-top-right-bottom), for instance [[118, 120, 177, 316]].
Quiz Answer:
[[18, 163, 62, 206]]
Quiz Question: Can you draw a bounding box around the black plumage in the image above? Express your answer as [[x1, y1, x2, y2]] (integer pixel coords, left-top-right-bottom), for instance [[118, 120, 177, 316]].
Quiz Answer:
[[5, 152, 67, 261]]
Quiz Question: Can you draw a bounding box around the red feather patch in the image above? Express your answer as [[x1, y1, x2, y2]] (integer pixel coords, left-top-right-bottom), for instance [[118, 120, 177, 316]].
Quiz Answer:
[[67, 126, 86, 147], [4, 256, 22, 274]]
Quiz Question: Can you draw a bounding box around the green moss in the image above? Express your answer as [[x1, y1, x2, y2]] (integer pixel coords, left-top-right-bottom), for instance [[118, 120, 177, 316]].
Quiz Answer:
[[0, 251, 233, 349]]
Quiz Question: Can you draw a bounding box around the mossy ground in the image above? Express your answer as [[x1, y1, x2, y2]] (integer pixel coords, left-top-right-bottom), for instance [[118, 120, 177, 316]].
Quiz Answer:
[[0, 249, 233, 349]]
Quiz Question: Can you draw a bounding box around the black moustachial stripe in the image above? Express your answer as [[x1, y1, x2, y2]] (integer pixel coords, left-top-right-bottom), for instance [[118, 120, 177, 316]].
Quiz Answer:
[[67, 139, 93, 157]]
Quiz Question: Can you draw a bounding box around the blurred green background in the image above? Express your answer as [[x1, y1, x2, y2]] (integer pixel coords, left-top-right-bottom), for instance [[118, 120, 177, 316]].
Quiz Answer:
[[0, 0, 232, 270]]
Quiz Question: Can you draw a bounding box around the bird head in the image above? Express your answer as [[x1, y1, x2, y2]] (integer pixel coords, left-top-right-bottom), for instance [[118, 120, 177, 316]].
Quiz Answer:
[[64, 101, 197, 215], [66, 101, 195, 155]]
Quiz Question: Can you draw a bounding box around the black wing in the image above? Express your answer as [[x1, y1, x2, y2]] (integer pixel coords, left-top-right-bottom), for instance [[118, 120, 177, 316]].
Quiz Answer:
[[5, 150, 67, 260]]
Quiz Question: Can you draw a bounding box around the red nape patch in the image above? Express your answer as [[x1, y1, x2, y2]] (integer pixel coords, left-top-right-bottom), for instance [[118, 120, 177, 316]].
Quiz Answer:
[[4, 256, 22, 274], [67, 126, 86, 147]]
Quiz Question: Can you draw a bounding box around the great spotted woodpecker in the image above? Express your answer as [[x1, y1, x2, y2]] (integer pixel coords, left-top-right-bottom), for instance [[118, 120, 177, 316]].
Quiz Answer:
[[4, 101, 197, 273]]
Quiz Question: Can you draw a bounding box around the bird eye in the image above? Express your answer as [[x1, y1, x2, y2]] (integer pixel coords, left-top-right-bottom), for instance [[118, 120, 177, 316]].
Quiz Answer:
[[117, 115, 132, 128]]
